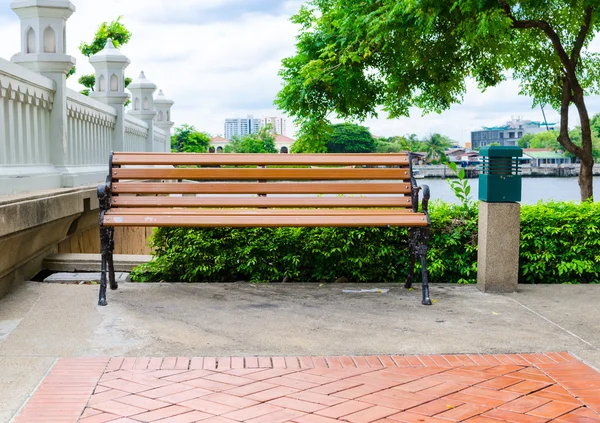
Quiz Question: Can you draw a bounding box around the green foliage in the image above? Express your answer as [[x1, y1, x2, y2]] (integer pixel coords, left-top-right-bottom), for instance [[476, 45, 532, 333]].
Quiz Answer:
[[131, 201, 478, 284], [518, 130, 562, 150], [77, 75, 96, 95], [374, 134, 424, 153], [375, 141, 405, 153], [325, 123, 375, 153], [424, 133, 453, 162], [520, 201, 600, 284], [79, 17, 132, 57], [224, 125, 277, 154], [275, 0, 600, 184], [171, 124, 211, 153], [75, 17, 132, 94], [445, 162, 472, 208], [131, 201, 600, 285]]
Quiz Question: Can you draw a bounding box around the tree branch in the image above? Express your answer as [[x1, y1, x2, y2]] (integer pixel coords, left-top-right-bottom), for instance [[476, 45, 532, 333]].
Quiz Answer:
[[499, 0, 576, 80], [571, 6, 594, 65]]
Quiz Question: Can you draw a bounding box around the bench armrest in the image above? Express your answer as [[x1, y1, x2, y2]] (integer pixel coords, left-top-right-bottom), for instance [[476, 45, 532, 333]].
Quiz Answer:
[[97, 176, 112, 217], [421, 184, 430, 214]]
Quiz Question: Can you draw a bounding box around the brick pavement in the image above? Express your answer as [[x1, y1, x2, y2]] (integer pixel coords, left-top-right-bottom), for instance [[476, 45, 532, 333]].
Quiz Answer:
[[13, 353, 600, 422]]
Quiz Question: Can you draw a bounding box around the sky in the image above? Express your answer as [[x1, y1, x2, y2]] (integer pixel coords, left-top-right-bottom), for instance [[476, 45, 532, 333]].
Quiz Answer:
[[2, 0, 600, 146]]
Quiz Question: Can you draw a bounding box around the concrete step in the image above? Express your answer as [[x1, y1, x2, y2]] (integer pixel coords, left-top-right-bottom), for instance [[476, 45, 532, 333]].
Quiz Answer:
[[43, 253, 151, 272], [43, 272, 131, 284]]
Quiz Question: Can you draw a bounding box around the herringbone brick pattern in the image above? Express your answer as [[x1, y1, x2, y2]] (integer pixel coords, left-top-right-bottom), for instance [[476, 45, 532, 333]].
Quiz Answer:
[[14, 353, 600, 422]]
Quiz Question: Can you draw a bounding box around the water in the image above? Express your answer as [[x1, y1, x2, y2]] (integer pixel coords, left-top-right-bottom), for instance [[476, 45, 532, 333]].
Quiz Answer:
[[419, 177, 600, 204]]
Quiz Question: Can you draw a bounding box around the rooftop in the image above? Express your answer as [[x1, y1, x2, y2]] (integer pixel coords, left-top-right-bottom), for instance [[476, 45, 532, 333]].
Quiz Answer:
[[524, 150, 568, 159]]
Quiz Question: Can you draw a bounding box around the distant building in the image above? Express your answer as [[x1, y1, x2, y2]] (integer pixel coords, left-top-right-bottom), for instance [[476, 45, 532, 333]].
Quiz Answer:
[[274, 135, 295, 154], [471, 117, 555, 149], [224, 116, 261, 140], [523, 149, 574, 167], [261, 117, 288, 136], [209, 136, 230, 153], [446, 148, 480, 166], [208, 134, 295, 154]]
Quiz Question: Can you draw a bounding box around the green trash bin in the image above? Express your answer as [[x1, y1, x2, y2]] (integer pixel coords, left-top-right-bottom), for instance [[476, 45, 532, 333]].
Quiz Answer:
[[479, 146, 523, 203]]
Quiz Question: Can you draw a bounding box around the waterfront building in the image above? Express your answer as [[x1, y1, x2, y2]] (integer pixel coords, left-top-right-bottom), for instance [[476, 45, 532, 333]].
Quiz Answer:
[[471, 117, 555, 149], [523, 149, 575, 167]]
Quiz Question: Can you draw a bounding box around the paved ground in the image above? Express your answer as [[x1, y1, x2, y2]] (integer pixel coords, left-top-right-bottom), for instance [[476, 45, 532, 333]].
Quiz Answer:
[[13, 353, 600, 422], [1, 282, 599, 422]]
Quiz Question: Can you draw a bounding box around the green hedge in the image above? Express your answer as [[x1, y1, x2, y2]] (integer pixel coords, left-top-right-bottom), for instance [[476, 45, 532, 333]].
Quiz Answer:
[[131, 201, 600, 284]]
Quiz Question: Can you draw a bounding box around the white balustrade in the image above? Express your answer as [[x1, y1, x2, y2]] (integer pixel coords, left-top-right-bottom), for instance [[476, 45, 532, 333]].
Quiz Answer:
[[0, 2, 174, 195], [66, 89, 116, 165], [0, 58, 54, 167], [124, 114, 149, 152], [153, 126, 167, 152]]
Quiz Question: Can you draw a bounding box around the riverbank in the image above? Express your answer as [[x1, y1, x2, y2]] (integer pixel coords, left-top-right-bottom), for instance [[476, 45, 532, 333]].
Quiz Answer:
[[415, 164, 600, 178]]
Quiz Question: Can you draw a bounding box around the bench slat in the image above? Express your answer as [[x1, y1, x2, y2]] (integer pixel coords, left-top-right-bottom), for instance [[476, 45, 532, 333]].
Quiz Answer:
[[111, 197, 413, 208], [102, 214, 429, 227], [112, 182, 412, 195], [111, 153, 410, 166], [111, 168, 410, 181], [107, 208, 416, 215]]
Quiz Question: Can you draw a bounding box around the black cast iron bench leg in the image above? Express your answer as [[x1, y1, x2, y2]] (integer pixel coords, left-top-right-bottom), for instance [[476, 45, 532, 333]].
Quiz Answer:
[[108, 227, 117, 291], [405, 228, 417, 289], [99, 226, 110, 306], [417, 227, 432, 305]]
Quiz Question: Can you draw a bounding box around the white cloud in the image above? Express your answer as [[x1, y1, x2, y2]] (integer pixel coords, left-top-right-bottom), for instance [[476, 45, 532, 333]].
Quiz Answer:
[[1, 0, 599, 143]]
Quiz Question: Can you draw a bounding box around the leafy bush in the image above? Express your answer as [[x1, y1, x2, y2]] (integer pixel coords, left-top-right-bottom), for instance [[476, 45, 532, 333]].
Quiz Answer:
[[520, 201, 600, 284], [131, 201, 600, 285], [131, 202, 478, 284]]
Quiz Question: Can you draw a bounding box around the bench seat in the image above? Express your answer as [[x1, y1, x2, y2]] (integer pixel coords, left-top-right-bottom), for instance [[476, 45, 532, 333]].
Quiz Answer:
[[103, 208, 429, 227]]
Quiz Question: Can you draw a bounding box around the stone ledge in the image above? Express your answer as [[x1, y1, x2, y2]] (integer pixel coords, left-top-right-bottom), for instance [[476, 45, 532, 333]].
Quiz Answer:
[[43, 253, 151, 272]]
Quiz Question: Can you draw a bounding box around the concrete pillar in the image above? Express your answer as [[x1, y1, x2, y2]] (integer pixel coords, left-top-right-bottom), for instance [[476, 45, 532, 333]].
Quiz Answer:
[[10, 0, 76, 168], [154, 89, 174, 152], [477, 201, 520, 293], [127, 71, 157, 152], [89, 39, 130, 152]]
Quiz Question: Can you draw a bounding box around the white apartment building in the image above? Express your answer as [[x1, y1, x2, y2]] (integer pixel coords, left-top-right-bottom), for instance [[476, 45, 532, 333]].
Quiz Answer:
[[260, 116, 288, 136], [224, 116, 262, 140]]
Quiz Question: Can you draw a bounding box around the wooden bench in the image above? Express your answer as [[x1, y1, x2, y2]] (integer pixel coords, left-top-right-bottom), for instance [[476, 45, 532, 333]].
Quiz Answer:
[[97, 152, 432, 306]]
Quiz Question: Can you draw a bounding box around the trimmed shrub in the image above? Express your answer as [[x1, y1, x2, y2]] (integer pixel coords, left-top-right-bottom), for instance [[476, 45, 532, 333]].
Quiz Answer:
[[130, 201, 600, 284]]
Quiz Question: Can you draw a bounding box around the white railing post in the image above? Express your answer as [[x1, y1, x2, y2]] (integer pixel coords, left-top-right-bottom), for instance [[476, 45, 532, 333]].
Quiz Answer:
[[89, 39, 130, 154], [11, 0, 76, 173], [154, 90, 174, 152], [127, 71, 157, 152]]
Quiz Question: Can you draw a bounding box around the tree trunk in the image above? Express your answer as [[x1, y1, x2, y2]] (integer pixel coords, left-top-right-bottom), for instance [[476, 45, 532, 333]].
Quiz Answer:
[[579, 157, 594, 201], [573, 93, 595, 201]]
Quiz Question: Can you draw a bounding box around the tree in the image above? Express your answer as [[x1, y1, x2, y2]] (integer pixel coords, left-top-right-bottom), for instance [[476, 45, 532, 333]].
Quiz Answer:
[[424, 133, 453, 162], [276, 0, 600, 200], [171, 124, 211, 153], [324, 123, 375, 153], [70, 17, 133, 96], [518, 131, 562, 150], [224, 125, 277, 153]]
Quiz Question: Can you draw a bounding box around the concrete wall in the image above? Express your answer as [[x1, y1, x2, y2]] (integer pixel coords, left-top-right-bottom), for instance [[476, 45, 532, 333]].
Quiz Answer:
[[0, 187, 154, 299], [0, 187, 98, 298]]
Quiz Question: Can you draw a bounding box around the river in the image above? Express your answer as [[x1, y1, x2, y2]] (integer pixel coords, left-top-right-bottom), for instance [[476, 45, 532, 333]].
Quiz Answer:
[[419, 176, 600, 204]]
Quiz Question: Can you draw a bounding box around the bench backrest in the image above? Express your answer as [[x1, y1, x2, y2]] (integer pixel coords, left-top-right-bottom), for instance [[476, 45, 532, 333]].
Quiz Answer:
[[108, 152, 417, 211]]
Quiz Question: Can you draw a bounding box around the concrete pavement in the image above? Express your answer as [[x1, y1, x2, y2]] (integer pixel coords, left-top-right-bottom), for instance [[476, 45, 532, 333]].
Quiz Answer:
[[0, 282, 599, 421]]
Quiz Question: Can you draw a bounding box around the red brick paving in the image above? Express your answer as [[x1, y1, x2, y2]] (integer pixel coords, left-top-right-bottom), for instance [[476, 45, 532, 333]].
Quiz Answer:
[[13, 353, 600, 422]]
